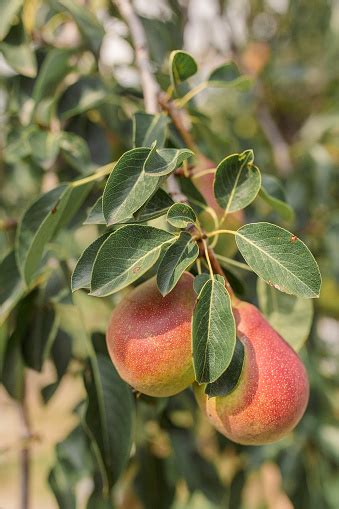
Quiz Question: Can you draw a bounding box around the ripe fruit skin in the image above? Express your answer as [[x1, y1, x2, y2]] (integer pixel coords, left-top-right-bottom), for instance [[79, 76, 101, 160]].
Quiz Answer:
[[195, 301, 309, 445], [106, 272, 196, 397]]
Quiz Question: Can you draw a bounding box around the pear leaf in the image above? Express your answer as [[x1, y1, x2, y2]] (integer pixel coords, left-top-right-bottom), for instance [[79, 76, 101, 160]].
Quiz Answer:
[[192, 277, 236, 384], [205, 339, 244, 397], [170, 50, 198, 87], [167, 203, 197, 229], [157, 232, 199, 296], [102, 147, 161, 225], [257, 278, 313, 351], [144, 144, 193, 176], [236, 222, 322, 298], [214, 150, 261, 213], [91, 225, 174, 297]]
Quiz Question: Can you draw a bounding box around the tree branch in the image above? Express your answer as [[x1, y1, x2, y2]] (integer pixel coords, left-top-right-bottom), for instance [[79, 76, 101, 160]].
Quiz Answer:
[[115, 0, 159, 114], [115, 0, 235, 297]]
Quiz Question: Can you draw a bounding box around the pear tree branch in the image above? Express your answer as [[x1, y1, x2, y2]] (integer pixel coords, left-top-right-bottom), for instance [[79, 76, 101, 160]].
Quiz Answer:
[[114, 0, 235, 298]]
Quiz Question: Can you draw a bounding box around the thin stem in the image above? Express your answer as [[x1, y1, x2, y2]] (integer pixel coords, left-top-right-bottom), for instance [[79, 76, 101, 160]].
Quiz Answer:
[[206, 245, 236, 301], [158, 92, 198, 153], [206, 229, 236, 238], [71, 162, 115, 188], [202, 239, 213, 278], [196, 258, 202, 275], [174, 81, 208, 108], [192, 168, 216, 180], [215, 254, 253, 272], [115, 0, 159, 114]]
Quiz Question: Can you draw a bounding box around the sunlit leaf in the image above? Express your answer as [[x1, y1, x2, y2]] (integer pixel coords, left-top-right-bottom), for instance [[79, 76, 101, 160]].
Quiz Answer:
[[170, 50, 198, 87], [91, 225, 174, 297], [236, 222, 321, 298], [102, 148, 161, 225], [144, 144, 193, 176], [167, 203, 197, 228]]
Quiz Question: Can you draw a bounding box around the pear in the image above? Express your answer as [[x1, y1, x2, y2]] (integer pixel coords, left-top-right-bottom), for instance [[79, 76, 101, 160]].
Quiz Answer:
[[106, 272, 196, 397], [195, 301, 309, 445]]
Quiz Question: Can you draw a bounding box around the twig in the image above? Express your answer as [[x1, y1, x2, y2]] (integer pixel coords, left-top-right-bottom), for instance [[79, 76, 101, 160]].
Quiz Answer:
[[18, 382, 31, 509], [158, 92, 198, 152], [115, 0, 235, 298], [207, 247, 236, 301], [115, 0, 159, 114]]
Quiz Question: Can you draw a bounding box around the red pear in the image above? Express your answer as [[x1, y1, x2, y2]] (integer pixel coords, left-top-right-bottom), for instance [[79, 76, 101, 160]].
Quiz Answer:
[[195, 301, 309, 445], [106, 272, 196, 397]]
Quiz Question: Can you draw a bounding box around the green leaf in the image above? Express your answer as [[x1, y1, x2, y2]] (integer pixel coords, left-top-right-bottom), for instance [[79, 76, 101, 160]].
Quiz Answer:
[[179, 176, 207, 215], [169, 427, 224, 504], [0, 21, 37, 77], [205, 338, 244, 397], [0, 251, 25, 326], [192, 277, 236, 383], [134, 188, 174, 222], [72, 234, 110, 291], [144, 144, 193, 176], [236, 222, 322, 298], [1, 331, 25, 400], [135, 446, 175, 509], [325, 214, 339, 280], [257, 278, 313, 351], [0, 0, 23, 41], [22, 305, 59, 372], [91, 225, 174, 297], [208, 62, 252, 90], [193, 274, 210, 295], [102, 148, 161, 225], [59, 132, 92, 173], [16, 182, 92, 285], [259, 175, 295, 222], [157, 232, 198, 296], [214, 150, 261, 213], [84, 353, 135, 488], [49, 462, 76, 509], [170, 50, 198, 87], [133, 112, 169, 148], [56, 0, 104, 54], [86, 189, 174, 226], [84, 197, 105, 225], [167, 203, 197, 228], [28, 128, 60, 168], [60, 77, 107, 120], [32, 48, 76, 124]]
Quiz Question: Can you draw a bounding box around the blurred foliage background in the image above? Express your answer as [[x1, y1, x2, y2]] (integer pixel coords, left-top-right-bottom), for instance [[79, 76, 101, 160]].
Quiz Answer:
[[0, 0, 338, 508]]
